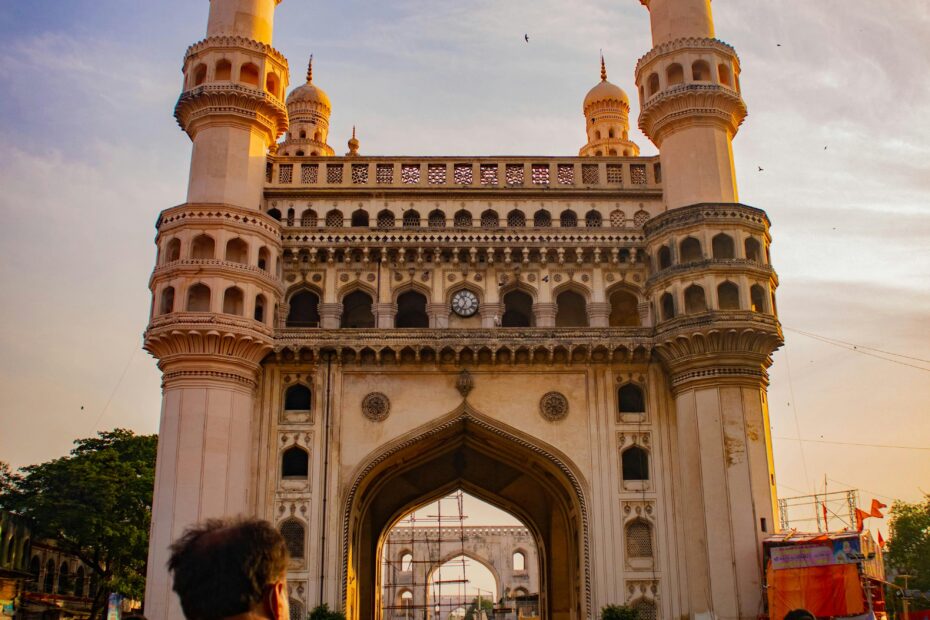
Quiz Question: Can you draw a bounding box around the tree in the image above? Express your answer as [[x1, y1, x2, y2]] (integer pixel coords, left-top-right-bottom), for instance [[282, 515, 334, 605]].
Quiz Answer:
[[0, 430, 157, 619], [309, 603, 346, 620], [464, 596, 494, 620], [600, 604, 639, 620], [885, 494, 930, 591]]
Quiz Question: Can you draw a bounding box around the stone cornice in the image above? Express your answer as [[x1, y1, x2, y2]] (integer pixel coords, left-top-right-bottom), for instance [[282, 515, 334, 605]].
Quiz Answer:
[[281, 229, 647, 248], [643, 203, 770, 238], [175, 83, 288, 142], [156, 203, 283, 242], [150, 259, 285, 294], [638, 83, 747, 144], [645, 258, 777, 290], [183, 35, 288, 68], [144, 314, 275, 374], [635, 37, 740, 76]]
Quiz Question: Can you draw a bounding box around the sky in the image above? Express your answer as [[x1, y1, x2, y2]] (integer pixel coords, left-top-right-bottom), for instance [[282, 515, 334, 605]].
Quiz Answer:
[[0, 0, 928, 540]]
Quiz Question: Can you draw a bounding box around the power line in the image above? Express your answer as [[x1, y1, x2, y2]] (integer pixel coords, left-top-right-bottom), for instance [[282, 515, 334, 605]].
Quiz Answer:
[[784, 327, 930, 372], [783, 347, 812, 492], [775, 436, 930, 452]]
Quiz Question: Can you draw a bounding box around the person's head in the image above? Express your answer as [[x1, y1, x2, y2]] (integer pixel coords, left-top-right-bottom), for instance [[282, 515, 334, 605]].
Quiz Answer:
[[168, 518, 290, 620], [784, 610, 816, 620]]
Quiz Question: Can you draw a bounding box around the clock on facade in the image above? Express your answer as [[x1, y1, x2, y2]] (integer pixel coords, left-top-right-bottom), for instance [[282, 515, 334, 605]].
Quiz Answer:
[[451, 289, 479, 317]]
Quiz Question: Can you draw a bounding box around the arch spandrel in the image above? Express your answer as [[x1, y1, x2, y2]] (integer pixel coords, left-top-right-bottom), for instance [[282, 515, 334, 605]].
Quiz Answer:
[[343, 403, 590, 620]]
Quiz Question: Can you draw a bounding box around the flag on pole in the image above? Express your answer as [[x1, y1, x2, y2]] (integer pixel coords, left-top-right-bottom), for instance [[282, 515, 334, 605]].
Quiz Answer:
[[855, 508, 871, 532], [822, 502, 829, 530], [870, 499, 887, 518], [878, 531, 886, 549]]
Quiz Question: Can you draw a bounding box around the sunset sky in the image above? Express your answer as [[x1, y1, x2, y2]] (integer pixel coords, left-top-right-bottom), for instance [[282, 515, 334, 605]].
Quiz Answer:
[[1, 0, 927, 539]]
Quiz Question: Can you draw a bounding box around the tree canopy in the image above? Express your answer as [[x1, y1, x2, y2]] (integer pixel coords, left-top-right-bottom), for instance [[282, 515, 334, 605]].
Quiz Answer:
[[0, 429, 157, 618], [885, 494, 930, 591]]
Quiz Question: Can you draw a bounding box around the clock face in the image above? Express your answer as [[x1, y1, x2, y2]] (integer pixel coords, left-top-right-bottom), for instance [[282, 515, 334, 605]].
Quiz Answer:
[[451, 290, 479, 317]]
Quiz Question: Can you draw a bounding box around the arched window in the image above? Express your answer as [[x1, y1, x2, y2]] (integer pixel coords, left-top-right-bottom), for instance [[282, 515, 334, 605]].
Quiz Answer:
[[745, 237, 762, 263], [325, 209, 343, 227], [239, 62, 260, 86], [533, 209, 552, 227], [647, 73, 660, 97], [428, 209, 446, 228], [265, 72, 279, 97], [254, 294, 266, 323], [585, 210, 602, 227], [684, 285, 707, 314], [286, 290, 321, 327], [187, 284, 211, 312], [595, 130, 602, 140], [609, 210, 625, 228], [718, 63, 733, 87], [225, 238, 248, 264], [660, 292, 675, 321], [626, 520, 653, 558], [290, 599, 306, 620], [258, 247, 270, 271], [191, 234, 215, 260], [341, 291, 375, 328], [223, 287, 244, 315], [692, 59, 711, 81], [284, 384, 311, 410], [751, 284, 767, 313], [287, 208, 296, 226], [282, 446, 309, 478], [634, 600, 657, 620], [618, 384, 645, 414], [400, 591, 414, 608], [679, 237, 703, 262], [160, 287, 175, 315], [396, 291, 429, 328], [717, 282, 740, 310], [215, 59, 232, 81], [299, 129, 307, 139], [301, 209, 318, 227], [401, 554, 414, 572], [502, 290, 534, 327], [480, 210, 499, 228], [608, 128, 616, 139], [267, 207, 281, 221], [657, 246, 672, 269], [44, 559, 55, 593], [634, 209, 650, 226], [351, 210, 369, 227], [454, 210, 472, 227], [74, 566, 85, 597], [507, 210, 526, 227], [165, 238, 181, 263], [555, 290, 588, 327], [403, 210, 421, 228], [513, 551, 526, 571], [58, 562, 70, 594], [377, 209, 394, 228], [666, 63, 684, 86], [192, 63, 207, 87], [279, 520, 305, 559], [29, 555, 40, 580], [609, 290, 640, 327], [622, 446, 650, 481], [712, 233, 735, 259], [560, 210, 578, 228]]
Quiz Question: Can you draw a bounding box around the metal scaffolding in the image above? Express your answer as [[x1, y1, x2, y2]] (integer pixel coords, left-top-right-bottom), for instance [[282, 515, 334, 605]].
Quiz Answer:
[[777, 489, 860, 532]]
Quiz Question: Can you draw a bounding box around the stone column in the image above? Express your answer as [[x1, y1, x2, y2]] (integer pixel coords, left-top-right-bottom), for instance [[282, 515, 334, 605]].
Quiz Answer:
[[376, 302, 395, 329], [428, 302, 449, 328], [319, 302, 343, 329], [480, 302, 503, 328], [587, 301, 610, 327], [535, 302, 556, 328]]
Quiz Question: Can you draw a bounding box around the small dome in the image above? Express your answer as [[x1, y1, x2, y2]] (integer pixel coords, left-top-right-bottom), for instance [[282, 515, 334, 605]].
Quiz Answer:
[[287, 56, 331, 110], [584, 79, 629, 110]]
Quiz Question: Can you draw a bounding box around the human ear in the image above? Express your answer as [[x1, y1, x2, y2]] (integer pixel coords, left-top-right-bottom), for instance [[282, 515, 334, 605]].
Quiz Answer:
[[264, 580, 289, 620]]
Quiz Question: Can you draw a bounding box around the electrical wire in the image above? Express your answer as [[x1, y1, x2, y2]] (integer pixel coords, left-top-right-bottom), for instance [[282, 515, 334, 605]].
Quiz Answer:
[[785, 327, 930, 364], [774, 437, 930, 452], [784, 327, 930, 372], [90, 345, 138, 432], [783, 347, 812, 492]]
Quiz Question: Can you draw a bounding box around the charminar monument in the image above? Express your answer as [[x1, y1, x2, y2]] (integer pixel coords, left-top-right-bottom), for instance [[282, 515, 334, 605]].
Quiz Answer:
[[143, 1, 783, 619]]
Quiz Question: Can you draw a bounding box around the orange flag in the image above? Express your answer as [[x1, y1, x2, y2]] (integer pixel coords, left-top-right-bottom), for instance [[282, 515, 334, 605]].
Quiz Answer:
[[870, 499, 888, 518], [855, 508, 871, 532], [878, 531, 886, 549]]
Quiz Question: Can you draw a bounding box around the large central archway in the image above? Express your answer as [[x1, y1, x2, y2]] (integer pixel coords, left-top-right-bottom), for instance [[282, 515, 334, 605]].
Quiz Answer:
[[343, 405, 590, 620]]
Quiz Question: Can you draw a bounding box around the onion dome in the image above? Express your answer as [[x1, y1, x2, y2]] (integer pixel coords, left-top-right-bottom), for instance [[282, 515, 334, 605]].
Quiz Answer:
[[286, 56, 331, 111], [583, 56, 630, 111]]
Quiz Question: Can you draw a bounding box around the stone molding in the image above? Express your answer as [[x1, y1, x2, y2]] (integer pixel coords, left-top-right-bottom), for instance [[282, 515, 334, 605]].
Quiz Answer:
[[638, 84, 747, 145], [634, 37, 741, 75], [157, 203, 284, 239], [183, 35, 289, 67], [151, 259, 284, 294], [642, 203, 770, 237], [144, 316, 275, 373], [282, 229, 647, 247], [161, 368, 257, 391], [174, 83, 289, 142], [645, 258, 777, 290]]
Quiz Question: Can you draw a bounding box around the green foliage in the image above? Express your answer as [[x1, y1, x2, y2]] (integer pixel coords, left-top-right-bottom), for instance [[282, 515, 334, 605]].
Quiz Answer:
[[464, 596, 494, 620], [0, 430, 157, 617], [600, 604, 639, 620], [309, 603, 346, 620], [885, 494, 930, 591]]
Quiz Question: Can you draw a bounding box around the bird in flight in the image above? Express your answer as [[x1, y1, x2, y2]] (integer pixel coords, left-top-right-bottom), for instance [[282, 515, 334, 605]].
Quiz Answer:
[[758, 166, 764, 172], [524, 34, 530, 43]]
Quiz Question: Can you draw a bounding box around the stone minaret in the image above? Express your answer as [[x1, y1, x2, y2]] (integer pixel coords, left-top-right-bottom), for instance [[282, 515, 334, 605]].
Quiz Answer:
[[638, 1, 782, 619], [635, 0, 747, 209], [579, 56, 639, 158], [143, 1, 288, 618]]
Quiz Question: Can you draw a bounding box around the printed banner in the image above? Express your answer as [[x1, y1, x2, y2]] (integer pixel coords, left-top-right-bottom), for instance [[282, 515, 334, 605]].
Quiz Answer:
[[770, 538, 863, 569]]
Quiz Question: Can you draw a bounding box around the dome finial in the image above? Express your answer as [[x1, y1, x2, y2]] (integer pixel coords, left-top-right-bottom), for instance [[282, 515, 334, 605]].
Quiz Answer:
[[347, 125, 360, 157], [600, 50, 607, 81], [306, 54, 314, 83]]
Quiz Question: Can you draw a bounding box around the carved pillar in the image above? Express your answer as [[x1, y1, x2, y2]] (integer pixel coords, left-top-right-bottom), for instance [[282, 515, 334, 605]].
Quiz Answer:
[[376, 302, 395, 329], [534, 302, 556, 328], [428, 302, 449, 328], [480, 302, 503, 328], [587, 301, 610, 327], [318, 302, 343, 329]]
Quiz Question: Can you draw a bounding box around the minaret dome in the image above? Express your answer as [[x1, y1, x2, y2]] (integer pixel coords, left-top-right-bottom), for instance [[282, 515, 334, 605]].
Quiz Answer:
[[579, 55, 639, 158], [280, 55, 335, 156]]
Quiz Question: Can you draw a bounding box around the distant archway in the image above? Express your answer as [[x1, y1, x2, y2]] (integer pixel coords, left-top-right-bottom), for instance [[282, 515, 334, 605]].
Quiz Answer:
[[344, 406, 589, 620]]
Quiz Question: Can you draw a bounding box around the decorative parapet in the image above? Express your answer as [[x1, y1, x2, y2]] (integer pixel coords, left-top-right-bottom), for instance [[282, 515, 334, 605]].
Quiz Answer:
[[151, 259, 285, 293], [643, 203, 770, 238], [182, 35, 289, 67], [156, 203, 283, 238], [175, 83, 289, 142], [638, 83, 747, 144], [634, 37, 740, 76], [646, 258, 777, 289]]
